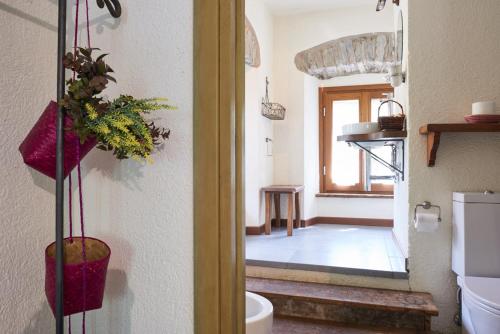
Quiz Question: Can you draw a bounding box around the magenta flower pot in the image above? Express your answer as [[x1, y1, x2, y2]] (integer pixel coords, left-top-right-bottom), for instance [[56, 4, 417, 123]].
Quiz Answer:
[[45, 237, 111, 316], [19, 101, 96, 179]]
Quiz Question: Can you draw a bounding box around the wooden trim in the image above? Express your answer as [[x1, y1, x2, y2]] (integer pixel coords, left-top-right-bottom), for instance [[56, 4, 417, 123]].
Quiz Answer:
[[219, 0, 237, 331], [420, 123, 500, 133], [235, 0, 246, 330], [305, 217, 393, 228], [426, 131, 441, 167], [315, 193, 394, 199], [323, 92, 364, 193], [319, 84, 394, 194], [319, 87, 326, 193], [194, 0, 219, 332], [321, 84, 393, 94], [246, 224, 265, 235], [194, 0, 245, 333], [419, 123, 500, 167], [247, 217, 394, 232]]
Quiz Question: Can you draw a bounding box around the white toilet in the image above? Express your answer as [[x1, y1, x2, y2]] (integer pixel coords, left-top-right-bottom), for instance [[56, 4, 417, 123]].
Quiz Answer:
[[452, 192, 500, 334]]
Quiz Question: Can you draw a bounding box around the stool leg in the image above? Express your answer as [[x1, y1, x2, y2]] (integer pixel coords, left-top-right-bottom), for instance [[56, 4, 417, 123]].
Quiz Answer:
[[265, 192, 271, 235], [295, 192, 300, 228], [287, 193, 293, 236], [274, 193, 281, 228]]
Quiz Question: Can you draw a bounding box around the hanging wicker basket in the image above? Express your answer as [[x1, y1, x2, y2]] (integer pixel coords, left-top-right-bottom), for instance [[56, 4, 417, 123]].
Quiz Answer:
[[18, 101, 96, 179], [45, 237, 111, 316], [261, 77, 286, 120], [377, 99, 406, 131]]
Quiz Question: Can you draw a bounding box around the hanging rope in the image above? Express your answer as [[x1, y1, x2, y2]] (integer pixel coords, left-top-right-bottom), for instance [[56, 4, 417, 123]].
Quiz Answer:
[[85, 0, 91, 47], [68, 175, 73, 242], [68, 0, 80, 242], [77, 143, 88, 334], [68, 0, 91, 332]]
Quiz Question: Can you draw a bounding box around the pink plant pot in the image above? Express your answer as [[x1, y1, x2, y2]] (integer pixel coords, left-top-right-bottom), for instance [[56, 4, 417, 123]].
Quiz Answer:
[[19, 101, 96, 179], [45, 237, 111, 316]]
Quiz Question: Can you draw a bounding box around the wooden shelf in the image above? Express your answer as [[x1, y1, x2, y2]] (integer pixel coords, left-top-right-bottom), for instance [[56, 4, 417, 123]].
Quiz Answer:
[[419, 123, 500, 167], [337, 130, 407, 142]]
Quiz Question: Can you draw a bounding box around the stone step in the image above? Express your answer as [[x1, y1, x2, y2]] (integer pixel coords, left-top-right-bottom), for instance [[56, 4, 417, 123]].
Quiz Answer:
[[247, 265, 411, 291], [247, 277, 439, 331], [273, 316, 422, 334]]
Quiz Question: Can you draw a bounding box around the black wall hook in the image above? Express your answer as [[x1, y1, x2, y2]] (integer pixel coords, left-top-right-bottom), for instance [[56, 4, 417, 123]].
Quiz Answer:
[[96, 0, 121, 18]]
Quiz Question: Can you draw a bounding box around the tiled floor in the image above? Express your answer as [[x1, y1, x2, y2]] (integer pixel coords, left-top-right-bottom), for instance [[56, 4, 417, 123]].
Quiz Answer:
[[246, 224, 407, 278]]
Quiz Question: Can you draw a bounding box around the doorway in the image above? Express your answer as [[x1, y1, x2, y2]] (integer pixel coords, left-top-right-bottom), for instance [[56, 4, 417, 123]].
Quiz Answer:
[[243, 1, 407, 278], [194, 0, 408, 333]]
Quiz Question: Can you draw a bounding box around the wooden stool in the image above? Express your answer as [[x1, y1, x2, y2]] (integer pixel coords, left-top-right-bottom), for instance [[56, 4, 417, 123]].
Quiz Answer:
[[261, 185, 304, 237]]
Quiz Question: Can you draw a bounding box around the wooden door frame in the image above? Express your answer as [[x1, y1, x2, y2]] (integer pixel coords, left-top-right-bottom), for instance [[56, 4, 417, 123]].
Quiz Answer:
[[194, 0, 245, 333]]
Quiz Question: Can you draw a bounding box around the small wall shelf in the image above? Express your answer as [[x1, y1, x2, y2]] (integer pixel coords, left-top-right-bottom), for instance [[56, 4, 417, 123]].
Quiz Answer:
[[337, 130, 407, 142], [419, 123, 500, 167], [337, 130, 407, 181]]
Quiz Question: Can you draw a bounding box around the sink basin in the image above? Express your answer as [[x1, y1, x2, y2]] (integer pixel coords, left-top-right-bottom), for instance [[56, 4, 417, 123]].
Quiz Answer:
[[342, 122, 379, 135]]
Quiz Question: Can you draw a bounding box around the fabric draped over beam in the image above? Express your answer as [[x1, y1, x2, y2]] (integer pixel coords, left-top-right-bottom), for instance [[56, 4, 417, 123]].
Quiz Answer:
[[294, 32, 395, 80], [245, 16, 261, 68]]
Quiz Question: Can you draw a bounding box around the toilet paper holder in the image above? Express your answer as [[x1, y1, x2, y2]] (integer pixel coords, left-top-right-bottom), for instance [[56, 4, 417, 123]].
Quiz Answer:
[[413, 201, 442, 222]]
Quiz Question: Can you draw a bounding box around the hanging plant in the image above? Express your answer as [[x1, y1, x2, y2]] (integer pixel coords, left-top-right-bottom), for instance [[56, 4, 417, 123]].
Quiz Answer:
[[60, 47, 175, 161], [19, 48, 175, 179]]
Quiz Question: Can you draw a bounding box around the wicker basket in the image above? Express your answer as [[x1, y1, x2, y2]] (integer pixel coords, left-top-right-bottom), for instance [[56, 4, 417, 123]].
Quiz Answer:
[[19, 101, 96, 179], [262, 100, 285, 120], [377, 99, 406, 131], [261, 77, 286, 120], [45, 237, 111, 316]]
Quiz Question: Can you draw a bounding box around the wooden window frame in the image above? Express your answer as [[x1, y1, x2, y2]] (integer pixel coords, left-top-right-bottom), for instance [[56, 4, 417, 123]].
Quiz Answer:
[[319, 84, 394, 194]]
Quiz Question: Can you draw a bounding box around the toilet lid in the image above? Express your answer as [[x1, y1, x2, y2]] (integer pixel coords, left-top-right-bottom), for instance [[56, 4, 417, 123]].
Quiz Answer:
[[464, 276, 500, 310]]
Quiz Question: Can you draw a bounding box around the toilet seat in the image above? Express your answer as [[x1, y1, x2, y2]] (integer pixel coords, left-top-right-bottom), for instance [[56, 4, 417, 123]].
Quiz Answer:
[[463, 276, 500, 316]]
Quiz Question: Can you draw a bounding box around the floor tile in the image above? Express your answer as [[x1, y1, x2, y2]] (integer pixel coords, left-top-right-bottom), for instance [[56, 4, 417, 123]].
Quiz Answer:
[[246, 245, 295, 263], [389, 256, 406, 272], [246, 224, 407, 277]]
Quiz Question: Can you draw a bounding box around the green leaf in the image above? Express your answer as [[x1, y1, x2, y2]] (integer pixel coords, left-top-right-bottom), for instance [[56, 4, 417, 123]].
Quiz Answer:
[[97, 61, 106, 74], [104, 74, 117, 83], [96, 53, 108, 62]]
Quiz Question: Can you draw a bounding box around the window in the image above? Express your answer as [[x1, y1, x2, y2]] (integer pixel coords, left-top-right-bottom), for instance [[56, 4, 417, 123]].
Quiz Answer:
[[319, 84, 394, 194]]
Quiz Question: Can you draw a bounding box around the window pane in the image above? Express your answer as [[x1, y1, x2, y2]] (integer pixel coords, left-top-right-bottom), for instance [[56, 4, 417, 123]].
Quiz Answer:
[[331, 100, 359, 186], [370, 147, 394, 185]]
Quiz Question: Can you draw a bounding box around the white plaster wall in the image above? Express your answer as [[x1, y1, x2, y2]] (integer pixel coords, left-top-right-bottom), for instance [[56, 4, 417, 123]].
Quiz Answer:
[[245, 0, 275, 227], [405, 0, 500, 332], [303, 75, 320, 219], [0, 2, 59, 332], [392, 1, 409, 257], [273, 6, 395, 220], [0, 1, 193, 333], [316, 197, 394, 219]]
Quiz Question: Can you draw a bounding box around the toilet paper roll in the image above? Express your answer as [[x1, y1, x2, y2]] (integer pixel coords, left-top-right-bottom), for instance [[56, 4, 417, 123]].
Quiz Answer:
[[414, 212, 439, 232]]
